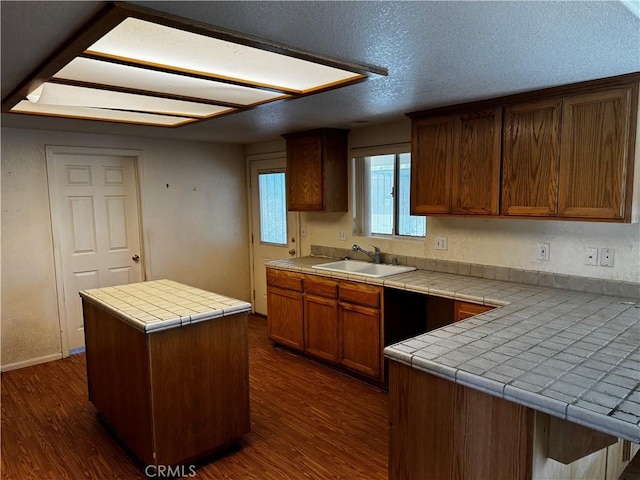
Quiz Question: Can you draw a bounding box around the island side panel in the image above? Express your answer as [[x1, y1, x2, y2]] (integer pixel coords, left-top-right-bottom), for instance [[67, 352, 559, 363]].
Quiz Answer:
[[82, 299, 155, 465], [148, 312, 250, 466], [388, 361, 534, 480]]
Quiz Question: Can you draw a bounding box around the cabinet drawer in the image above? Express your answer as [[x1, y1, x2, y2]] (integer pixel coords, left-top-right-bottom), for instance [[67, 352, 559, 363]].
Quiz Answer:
[[304, 276, 338, 299], [266, 269, 303, 292], [339, 282, 381, 308], [454, 301, 493, 322]]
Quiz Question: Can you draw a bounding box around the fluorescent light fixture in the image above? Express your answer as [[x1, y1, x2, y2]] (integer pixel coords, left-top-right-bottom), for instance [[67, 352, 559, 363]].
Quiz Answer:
[[55, 57, 287, 106], [2, 2, 386, 128]]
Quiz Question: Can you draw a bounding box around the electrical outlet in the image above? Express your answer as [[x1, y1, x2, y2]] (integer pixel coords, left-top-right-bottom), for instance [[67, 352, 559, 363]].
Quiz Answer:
[[301, 226, 307, 237], [600, 248, 615, 267], [537, 243, 550, 261], [435, 236, 448, 250], [338, 229, 347, 241], [585, 247, 598, 266]]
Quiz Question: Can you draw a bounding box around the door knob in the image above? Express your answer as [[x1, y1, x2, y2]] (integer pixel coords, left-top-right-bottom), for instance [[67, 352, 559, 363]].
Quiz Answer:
[[288, 249, 296, 256], [132, 254, 140, 262]]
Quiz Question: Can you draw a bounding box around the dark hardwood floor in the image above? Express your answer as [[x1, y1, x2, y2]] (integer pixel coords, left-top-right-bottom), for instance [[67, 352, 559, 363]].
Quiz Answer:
[[4, 314, 639, 480], [1, 315, 388, 479]]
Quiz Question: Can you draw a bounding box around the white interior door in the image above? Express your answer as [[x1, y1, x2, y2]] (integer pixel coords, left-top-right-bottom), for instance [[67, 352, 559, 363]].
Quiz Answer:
[[47, 147, 143, 354], [250, 157, 299, 315]]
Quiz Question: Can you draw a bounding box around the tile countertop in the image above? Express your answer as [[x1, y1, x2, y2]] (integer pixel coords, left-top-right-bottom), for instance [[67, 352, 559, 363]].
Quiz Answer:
[[267, 257, 640, 443], [79, 279, 252, 334]]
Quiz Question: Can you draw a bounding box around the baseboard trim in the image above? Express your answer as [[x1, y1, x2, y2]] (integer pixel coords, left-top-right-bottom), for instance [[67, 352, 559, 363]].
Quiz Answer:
[[1, 353, 63, 373]]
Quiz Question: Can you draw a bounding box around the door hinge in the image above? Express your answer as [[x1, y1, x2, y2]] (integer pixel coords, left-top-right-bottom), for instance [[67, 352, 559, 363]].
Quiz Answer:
[[253, 290, 256, 301], [251, 234, 254, 244]]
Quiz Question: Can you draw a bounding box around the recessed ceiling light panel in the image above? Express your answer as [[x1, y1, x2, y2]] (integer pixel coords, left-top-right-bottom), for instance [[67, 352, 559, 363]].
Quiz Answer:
[[2, 2, 387, 127], [12, 101, 196, 127], [23, 82, 233, 117], [55, 58, 289, 106], [87, 17, 364, 93]]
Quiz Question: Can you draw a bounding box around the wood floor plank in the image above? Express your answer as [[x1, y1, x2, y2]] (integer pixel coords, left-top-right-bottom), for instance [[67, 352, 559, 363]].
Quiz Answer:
[[1, 315, 388, 479]]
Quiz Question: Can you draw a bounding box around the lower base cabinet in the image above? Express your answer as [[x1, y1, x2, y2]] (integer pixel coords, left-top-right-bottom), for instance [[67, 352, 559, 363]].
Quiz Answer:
[[267, 268, 384, 383], [267, 286, 304, 350], [266, 268, 500, 385], [339, 302, 381, 378], [305, 295, 339, 363]]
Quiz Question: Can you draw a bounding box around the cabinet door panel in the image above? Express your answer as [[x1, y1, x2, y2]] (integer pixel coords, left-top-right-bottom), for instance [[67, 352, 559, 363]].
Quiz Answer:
[[452, 108, 502, 215], [304, 295, 339, 363], [286, 135, 323, 211], [411, 116, 454, 214], [267, 287, 304, 351], [339, 303, 381, 379], [502, 100, 561, 216], [559, 88, 631, 219]]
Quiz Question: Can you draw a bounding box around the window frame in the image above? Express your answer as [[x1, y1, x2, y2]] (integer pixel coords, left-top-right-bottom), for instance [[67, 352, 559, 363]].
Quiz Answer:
[[352, 143, 425, 239]]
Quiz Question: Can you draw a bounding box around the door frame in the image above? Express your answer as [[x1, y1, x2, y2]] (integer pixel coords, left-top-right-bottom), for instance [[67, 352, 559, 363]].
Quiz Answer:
[[246, 151, 300, 314], [45, 145, 146, 357]]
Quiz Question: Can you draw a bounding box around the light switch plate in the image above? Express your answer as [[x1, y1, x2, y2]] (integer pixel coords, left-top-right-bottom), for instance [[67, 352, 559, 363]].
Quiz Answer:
[[338, 229, 347, 241], [301, 226, 307, 237]]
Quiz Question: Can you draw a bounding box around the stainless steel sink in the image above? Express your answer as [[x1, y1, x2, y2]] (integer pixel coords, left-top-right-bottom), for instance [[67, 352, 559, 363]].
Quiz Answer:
[[311, 260, 416, 278]]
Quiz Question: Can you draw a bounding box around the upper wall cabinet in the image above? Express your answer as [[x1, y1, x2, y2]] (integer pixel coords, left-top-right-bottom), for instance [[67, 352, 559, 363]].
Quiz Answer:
[[408, 73, 640, 222], [558, 89, 632, 220], [452, 108, 502, 215], [411, 116, 454, 214], [283, 128, 349, 212], [410, 108, 502, 215], [502, 99, 561, 216]]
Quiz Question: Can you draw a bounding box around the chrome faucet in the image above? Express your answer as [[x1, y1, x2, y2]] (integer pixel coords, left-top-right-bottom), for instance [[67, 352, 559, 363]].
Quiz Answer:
[[352, 244, 381, 264]]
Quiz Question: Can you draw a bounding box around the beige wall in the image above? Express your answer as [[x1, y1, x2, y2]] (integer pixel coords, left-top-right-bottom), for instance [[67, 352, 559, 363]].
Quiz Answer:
[[247, 119, 640, 283], [1, 128, 250, 369]]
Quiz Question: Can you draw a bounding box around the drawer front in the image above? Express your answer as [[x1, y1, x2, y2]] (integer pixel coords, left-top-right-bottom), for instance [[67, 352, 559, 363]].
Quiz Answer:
[[304, 276, 338, 299], [454, 301, 493, 322], [266, 269, 304, 292], [339, 282, 381, 308]]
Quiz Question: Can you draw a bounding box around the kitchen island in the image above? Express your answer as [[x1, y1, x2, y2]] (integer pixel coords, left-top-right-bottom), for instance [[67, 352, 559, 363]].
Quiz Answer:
[[267, 256, 640, 479], [80, 279, 251, 469]]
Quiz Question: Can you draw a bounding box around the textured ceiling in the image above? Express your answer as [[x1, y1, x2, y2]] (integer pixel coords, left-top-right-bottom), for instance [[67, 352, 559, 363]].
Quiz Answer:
[[1, 1, 639, 144]]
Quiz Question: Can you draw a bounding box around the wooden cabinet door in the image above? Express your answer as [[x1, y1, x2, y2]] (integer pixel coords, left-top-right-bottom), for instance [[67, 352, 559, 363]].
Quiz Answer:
[[452, 108, 502, 215], [339, 302, 381, 379], [411, 116, 454, 214], [454, 301, 493, 322], [267, 286, 304, 351], [286, 135, 324, 211], [502, 100, 561, 216], [285, 129, 348, 212], [304, 295, 339, 363], [558, 88, 632, 219]]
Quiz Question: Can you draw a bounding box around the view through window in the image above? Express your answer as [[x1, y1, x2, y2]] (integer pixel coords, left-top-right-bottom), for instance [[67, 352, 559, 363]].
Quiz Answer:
[[258, 172, 287, 244], [360, 153, 426, 237]]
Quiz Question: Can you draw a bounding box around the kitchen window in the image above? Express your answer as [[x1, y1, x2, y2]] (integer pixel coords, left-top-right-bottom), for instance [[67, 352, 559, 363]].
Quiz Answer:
[[354, 151, 426, 237]]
